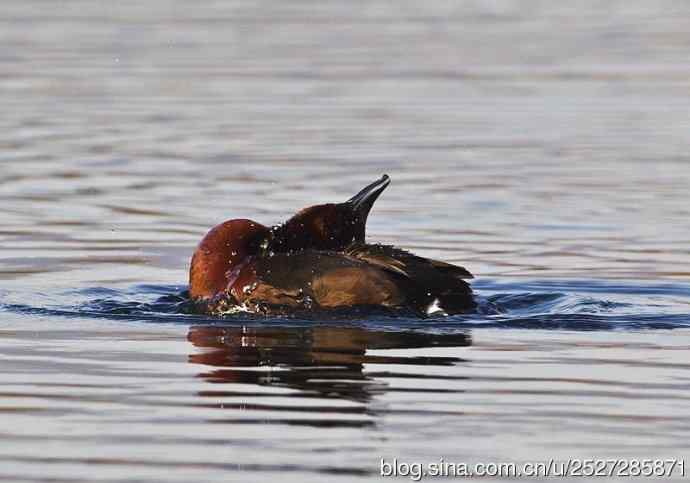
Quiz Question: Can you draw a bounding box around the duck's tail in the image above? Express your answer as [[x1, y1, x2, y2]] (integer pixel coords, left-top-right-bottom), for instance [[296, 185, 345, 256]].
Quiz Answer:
[[345, 243, 476, 315]]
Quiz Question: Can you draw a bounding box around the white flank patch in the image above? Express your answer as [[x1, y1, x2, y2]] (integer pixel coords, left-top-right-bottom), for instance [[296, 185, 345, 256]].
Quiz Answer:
[[426, 298, 447, 316]]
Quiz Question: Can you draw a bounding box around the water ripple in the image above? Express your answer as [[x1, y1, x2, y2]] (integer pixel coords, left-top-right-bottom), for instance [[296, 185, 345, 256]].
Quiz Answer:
[[2, 280, 688, 331]]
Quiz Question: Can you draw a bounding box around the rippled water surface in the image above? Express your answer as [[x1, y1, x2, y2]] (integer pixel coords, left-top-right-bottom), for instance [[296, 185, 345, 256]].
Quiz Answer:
[[2, 1, 690, 482]]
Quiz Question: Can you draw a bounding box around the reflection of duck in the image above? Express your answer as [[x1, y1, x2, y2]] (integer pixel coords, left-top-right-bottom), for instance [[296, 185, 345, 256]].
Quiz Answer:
[[189, 175, 476, 316], [188, 326, 472, 403]]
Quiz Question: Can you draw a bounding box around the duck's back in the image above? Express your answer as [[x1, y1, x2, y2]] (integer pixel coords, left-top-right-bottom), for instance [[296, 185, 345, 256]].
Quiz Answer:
[[232, 245, 474, 316]]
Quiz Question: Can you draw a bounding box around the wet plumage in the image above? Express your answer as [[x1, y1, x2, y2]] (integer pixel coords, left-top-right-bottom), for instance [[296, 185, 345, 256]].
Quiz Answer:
[[189, 175, 475, 317]]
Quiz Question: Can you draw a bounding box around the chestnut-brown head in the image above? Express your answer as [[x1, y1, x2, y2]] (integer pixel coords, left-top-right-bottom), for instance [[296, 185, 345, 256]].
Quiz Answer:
[[189, 219, 269, 300], [267, 174, 390, 253]]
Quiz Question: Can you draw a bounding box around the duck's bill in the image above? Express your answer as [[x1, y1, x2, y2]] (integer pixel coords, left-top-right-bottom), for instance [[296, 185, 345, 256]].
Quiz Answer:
[[346, 174, 391, 217]]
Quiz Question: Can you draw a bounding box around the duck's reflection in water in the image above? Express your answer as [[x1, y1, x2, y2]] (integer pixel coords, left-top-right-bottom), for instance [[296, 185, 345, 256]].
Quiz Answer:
[[188, 325, 472, 404]]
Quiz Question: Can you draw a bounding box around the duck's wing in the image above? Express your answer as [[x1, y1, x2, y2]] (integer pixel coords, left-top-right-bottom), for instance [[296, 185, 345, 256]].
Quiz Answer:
[[345, 243, 473, 279], [233, 251, 406, 313], [344, 243, 475, 314]]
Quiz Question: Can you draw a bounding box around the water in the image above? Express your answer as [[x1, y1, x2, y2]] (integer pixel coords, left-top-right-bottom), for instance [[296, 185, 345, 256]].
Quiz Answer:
[[2, 1, 690, 482]]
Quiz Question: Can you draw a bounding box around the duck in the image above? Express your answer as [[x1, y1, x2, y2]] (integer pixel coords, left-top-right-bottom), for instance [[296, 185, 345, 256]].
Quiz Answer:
[[189, 174, 475, 316]]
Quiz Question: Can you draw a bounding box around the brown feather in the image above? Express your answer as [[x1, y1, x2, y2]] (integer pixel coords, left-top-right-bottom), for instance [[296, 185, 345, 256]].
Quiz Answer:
[[232, 251, 405, 313], [345, 243, 473, 279], [228, 246, 474, 316]]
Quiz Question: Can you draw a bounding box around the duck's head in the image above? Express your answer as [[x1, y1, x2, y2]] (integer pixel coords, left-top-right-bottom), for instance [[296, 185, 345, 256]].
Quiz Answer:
[[266, 174, 390, 253]]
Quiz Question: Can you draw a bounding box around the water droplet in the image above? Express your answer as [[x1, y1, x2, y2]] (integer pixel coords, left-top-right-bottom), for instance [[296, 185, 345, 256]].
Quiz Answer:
[[302, 295, 313, 309]]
